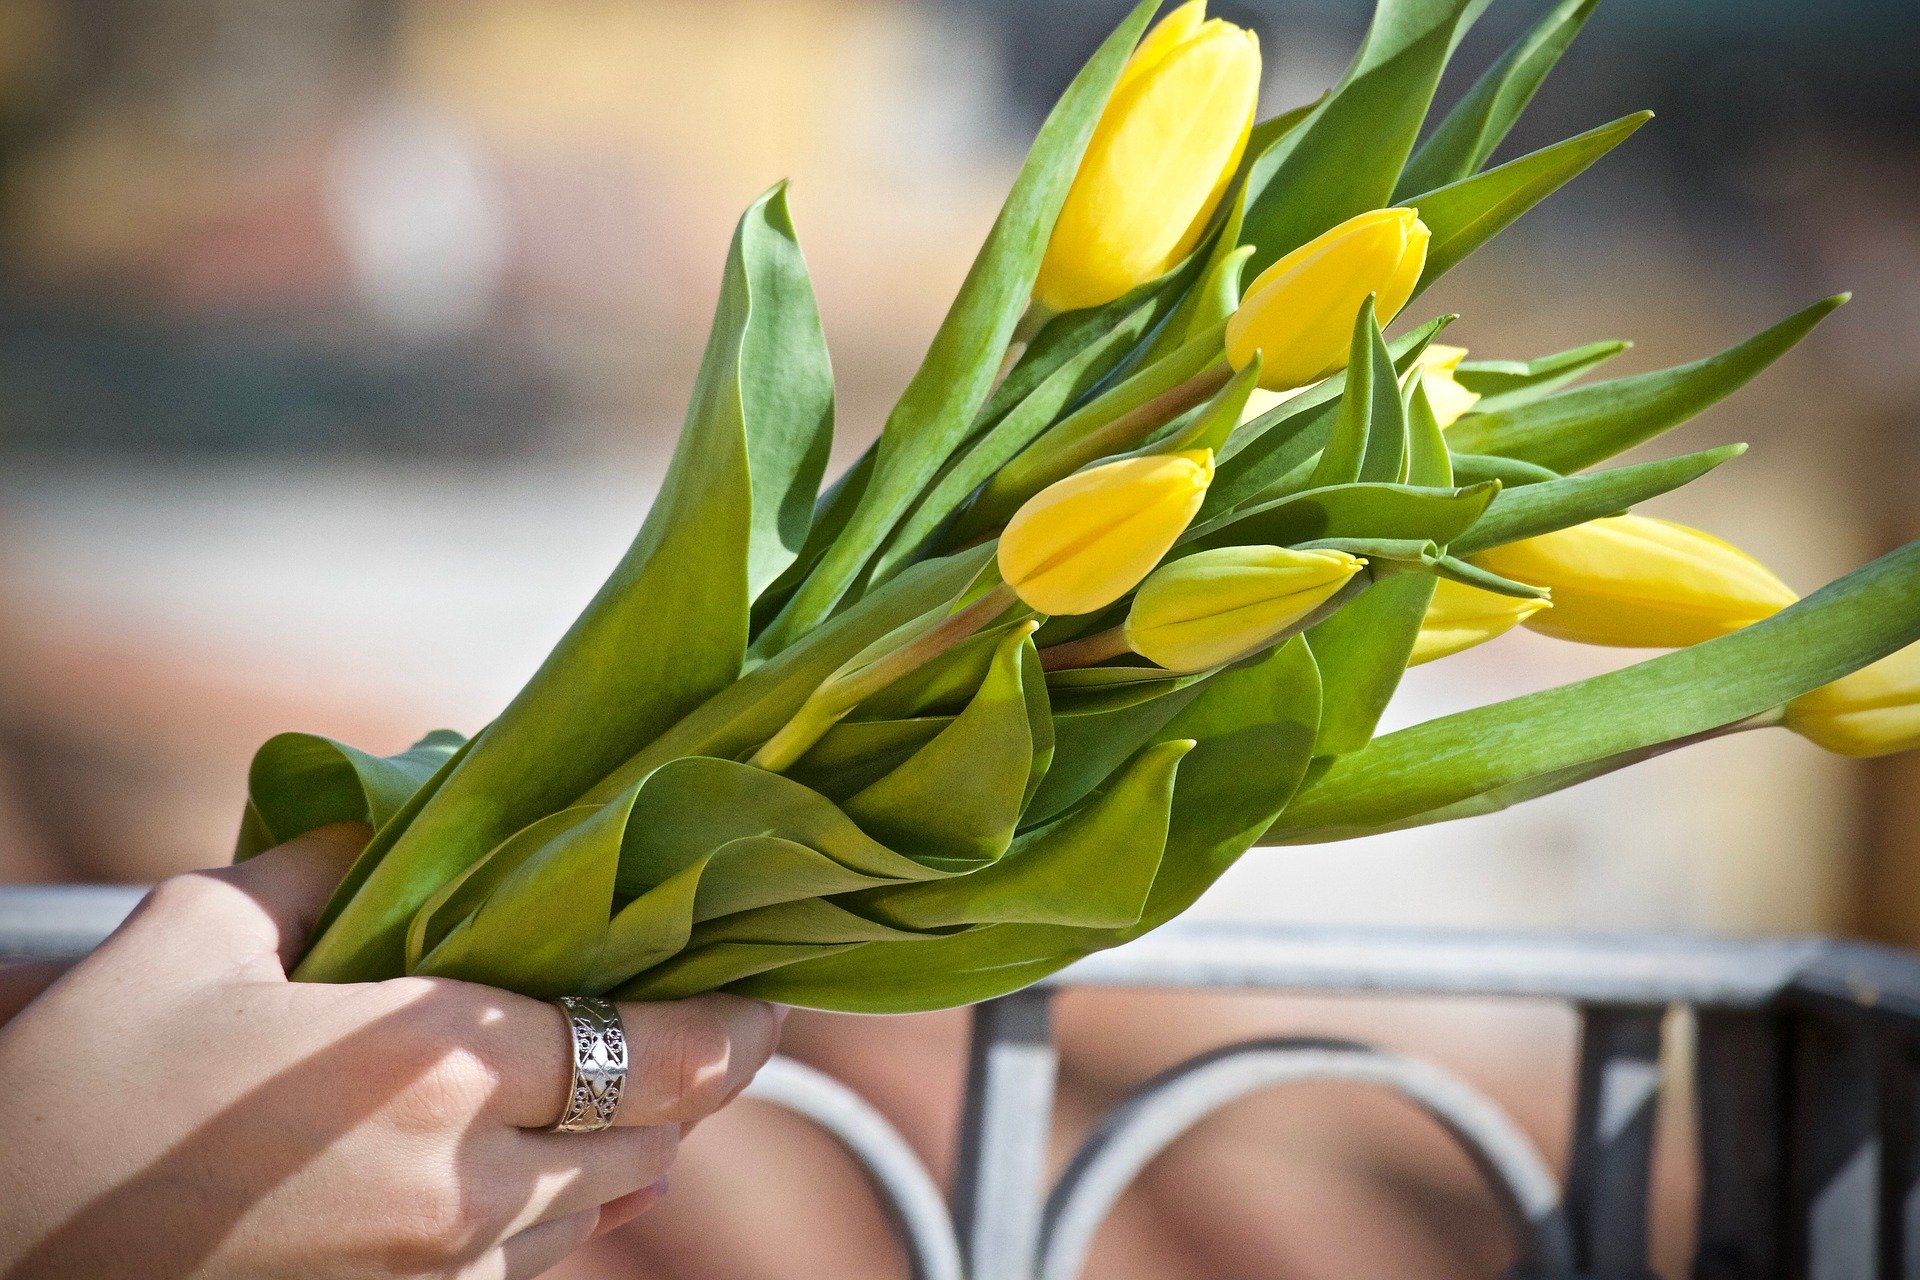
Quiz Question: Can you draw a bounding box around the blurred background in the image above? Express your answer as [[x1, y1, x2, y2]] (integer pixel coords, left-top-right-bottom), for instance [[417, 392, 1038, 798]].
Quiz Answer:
[[0, 0, 1915, 1274]]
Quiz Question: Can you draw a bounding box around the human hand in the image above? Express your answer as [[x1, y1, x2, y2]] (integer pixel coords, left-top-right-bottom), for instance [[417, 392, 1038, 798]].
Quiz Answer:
[[0, 824, 783, 1279]]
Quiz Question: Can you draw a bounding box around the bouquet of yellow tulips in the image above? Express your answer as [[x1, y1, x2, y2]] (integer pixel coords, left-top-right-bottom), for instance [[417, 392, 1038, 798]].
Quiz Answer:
[[239, 0, 1920, 1012]]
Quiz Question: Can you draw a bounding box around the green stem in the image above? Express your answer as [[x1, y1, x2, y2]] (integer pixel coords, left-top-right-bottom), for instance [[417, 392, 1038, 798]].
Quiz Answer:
[[956, 353, 1234, 545], [750, 583, 1024, 772], [1038, 626, 1132, 672], [989, 302, 1055, 398]]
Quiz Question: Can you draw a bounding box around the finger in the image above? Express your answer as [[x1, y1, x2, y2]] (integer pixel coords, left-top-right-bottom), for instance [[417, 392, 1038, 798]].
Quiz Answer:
[[490, 1124, 679, 1236], [466, 990, 781, 1129], [116, 823, 370, 973], [216, 822, 372, 965], [618, 994, 782, 1126], [460, 1209, 600, 1280], [590, 1178, 668, 1238]]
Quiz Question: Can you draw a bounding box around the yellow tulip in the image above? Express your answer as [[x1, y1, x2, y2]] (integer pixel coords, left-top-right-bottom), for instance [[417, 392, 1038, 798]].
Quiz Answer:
[[1784, 640, 1920, 757], [1419, 344, 1481, 429], [1126, 545, 1364, 671], [1409, 578, 1551, 666], [1472, 514, 1797, 648], [1033, 1, 1260, 315], [1225, 207, 1431, 391], [998, 450, 1215, 616]]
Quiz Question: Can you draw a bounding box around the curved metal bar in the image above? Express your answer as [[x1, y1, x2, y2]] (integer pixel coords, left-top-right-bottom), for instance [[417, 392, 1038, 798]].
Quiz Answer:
[[1036, 1037, 1576, 1280], [742, 1055, 964, 1280]]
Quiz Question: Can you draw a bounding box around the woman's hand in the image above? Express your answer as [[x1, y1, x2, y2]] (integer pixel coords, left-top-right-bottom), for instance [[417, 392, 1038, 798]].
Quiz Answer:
[[0, 824, 783, 1279]]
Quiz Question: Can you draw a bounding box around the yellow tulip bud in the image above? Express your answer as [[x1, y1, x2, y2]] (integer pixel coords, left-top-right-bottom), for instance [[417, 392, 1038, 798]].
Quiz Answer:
[[1126, 545, 1364, 672], [1225, 207, 1431, 391], [998, 450, 1215, 616], [1409, 578, 1551, 666], [1419, 344, 1481, 429], [1033, 2, 1260, 314], [1472, 514, 1798, 649], [1784, 640, 1920, 757]]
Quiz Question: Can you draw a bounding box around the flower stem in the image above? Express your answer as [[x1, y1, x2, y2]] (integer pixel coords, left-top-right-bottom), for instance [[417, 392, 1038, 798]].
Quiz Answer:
[[989, 302, 1055, 398], [1069, 359, 1232, 467], [1038, 626, 1133, 672], [750, 583, 1023, 772], [953, 356, 1236, 549]]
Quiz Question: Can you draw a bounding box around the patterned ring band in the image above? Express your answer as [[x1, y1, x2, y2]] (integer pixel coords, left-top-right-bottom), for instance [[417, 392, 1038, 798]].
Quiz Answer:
[[551, 996, 628, 1133]]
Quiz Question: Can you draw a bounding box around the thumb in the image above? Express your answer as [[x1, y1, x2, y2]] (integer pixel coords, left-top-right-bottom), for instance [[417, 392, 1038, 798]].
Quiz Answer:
[[128, 823, 371, 975], [220, 822, 371, 966]]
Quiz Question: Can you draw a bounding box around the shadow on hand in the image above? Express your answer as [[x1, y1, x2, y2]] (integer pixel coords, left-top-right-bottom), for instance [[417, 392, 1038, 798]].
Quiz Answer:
[[8, 989, 546, 1280]]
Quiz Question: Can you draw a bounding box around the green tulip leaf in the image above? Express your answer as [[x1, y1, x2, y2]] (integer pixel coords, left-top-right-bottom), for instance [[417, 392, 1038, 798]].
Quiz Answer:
[[1311, 303, 1388, 488], [730, 734, 1193, 1011], [1238, 0, 1485, 277], [1394, 0, 1601, 198], [1307, 568, 1436, 754], [787, 716, 952, 800], [849, 738, 1190, 930], [1139, 351, 1262, 459], [298, 184, 835, 983], [1452, 339, 1630, 415], [237, 728, 466, 860], [1449, 452, 1561, 488], [869, 289, 1170, 581], [1407, 113, 1652, 297], [1427, 555, 1551, 599], [1207, 317, 1452, 518], [1454, 443, 1747, 555], [980, 252, 1205, 435], [1025, 680, 1208, 825], [614, 941, 869, 1003], [1446, 296, 1845, 473], [1267, 539, 1920, 843], [730, 642, 1319, 1013], [842, 629, 1042, 864], [1190, 480, 1498, 554], [412, 804, 623, 996], [762, 0, 1161, 648], [1403, 376, 1453, 487], [1130, 636, 1323, 927], [958, 322, 1228, 538], [615, 759, 952, 897], [587, 547, 992, 803]]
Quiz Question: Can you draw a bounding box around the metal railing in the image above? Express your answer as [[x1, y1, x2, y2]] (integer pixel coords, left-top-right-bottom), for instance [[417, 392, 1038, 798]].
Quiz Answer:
[[4, 885, 1917, 1278]]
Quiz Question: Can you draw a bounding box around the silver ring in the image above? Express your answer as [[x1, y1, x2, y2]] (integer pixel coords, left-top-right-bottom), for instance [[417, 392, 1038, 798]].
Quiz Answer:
[[551, 996, 627, 1133]]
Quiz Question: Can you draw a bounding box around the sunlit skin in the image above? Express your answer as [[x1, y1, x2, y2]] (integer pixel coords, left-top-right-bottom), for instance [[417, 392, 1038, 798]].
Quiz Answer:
[[0, 825, 782, 1280]]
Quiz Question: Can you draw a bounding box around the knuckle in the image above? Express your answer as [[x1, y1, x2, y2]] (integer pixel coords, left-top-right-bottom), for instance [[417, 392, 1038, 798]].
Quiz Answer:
[[636, 1012, 735, 1121], [385, 1180, 491, 1270], [142, 872, 232, 924], [394, 1047, 497, 1134]]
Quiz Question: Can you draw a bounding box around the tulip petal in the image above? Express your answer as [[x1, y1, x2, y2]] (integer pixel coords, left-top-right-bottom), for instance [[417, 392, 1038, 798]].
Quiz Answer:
[[1036, 13, 1260, 312], [1472, 514, 1798, 649]]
